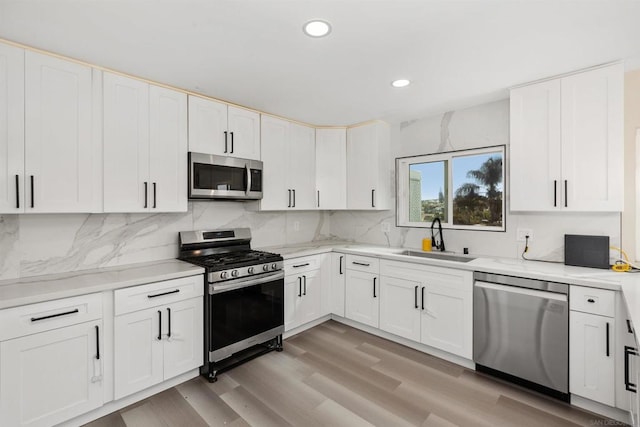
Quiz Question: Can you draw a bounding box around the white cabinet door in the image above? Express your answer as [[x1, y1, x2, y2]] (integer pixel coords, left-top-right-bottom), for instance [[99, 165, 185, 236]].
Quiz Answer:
[[163, 298, 203, 380], [509, 79, 562, 211], [0, 321, 103, 427], [288, 123, 316, 210], [24, 51, 95, 212], [285, 274, 305, 331], [298, 269, 322, 325], [561, 64, 623, 211], [347, 122, 390, 210], [316, 129, 346, 209], [187, 96, 228, 156], [569, 311, 615, 406], [260, 115, 289, 210], [114, 306, 164, 399], [420, 281, 473, 359], [0, 43, 24, 213], [227, 106, 260, 160], [330, 253, 346, 317], [103, 72, 150, 212], [345, 270, 379, 328], [149, 85, 188, 212], [379, 276, 421, 342]]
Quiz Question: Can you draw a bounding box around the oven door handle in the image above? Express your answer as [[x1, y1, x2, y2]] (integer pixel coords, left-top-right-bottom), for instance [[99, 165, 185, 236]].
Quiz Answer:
[[209, 271, 284, 294]]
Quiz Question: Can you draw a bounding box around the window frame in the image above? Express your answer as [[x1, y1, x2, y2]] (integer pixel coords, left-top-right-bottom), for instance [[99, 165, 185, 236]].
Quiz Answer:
[[396, 145, 506, 231]]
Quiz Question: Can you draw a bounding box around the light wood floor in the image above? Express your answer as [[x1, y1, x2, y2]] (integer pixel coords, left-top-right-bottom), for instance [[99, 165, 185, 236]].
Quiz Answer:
[[85, 320, 616, 427]]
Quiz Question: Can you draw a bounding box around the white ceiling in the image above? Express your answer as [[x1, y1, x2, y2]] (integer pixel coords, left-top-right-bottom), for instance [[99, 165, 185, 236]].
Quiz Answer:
[[1, 0, 639, 126]]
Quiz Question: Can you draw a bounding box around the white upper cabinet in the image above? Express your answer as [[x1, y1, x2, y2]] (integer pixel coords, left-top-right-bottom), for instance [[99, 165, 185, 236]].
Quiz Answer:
[[260, 116, 316, 210], [0, 43, 24, 213], [25, 51, 97, 212], [316, 128, 347, 209], [188, 96, 260, 160], [510, 63, 623, 212], [103, 73, 187, 212], [347, 122, 391, 210]]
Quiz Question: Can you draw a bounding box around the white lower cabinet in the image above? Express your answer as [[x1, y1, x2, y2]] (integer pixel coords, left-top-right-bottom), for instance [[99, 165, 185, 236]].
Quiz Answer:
[[377, 260, 473, 359], [113, 276, 203, 399], [0, 294, 103, 427], [345, 269, 380, 328], [570, 310, 615, 406], [284, 255, 326, 331], [330, 253, 346, 317]]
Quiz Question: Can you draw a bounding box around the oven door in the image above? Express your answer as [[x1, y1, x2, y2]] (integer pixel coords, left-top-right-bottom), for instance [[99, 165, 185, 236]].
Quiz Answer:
[[189, 152, 263, 200], [207, 271, 284, 361]]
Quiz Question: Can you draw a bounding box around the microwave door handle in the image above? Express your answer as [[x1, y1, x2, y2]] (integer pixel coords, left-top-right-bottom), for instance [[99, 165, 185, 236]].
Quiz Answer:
[[245, 164, 251, 196]]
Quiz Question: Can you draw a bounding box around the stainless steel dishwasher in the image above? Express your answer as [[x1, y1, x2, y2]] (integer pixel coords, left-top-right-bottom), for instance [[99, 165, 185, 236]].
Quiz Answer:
[[473, 272, 569, 401]]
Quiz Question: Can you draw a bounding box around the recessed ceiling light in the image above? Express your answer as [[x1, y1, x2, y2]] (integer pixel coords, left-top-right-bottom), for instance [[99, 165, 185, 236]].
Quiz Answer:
[[391, 79, 411, 88], [303, 20, 331, 38]]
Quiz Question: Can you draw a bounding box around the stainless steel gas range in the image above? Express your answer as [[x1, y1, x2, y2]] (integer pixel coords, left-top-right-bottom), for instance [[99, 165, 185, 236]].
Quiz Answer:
[[178, 228, 284, 382]]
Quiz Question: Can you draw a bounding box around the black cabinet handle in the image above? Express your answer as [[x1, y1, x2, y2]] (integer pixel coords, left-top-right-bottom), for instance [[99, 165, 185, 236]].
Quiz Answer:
[[288, 189, 291, 208], [292, 189, 296, 207], [352, 261, 370, 267], [373, 277, 377, 298], [293, 263, 310, 268], [298, 277, 302, 297], [157, 310, 162, 340], [628, 319, 634, 334], [144, 182, 148, 208], [553, 180, 557, 207], [371, 189, 375, 208], [625, 346, 638, 392], [317, 190, 320, 208], [564, 180, 568, 208], [339, 256, 343, 275], [148, 289, 180, 298], [30, 175, 34, 208], [230, 131, 234, 153], [31, 308, 79, 322], [167, 307, 172, 338], [95, 325, 100, 360], [414, 285, 418, 309], [606, 322, 610, 357], [153, 182, 157, 208], [303, 275, 307, 295], [421, 287, 425, 310], [15, 175, 19, 209], [587, 298, 595, 303], [224, 131, 228, 153]]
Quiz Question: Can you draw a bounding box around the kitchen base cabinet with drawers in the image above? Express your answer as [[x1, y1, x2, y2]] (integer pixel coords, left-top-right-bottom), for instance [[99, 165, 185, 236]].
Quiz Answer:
[[0, 293, 104, 427]]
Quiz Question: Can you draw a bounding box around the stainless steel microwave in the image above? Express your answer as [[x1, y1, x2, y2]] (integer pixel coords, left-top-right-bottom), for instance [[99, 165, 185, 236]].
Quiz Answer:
[[188, 152, 263, 200]]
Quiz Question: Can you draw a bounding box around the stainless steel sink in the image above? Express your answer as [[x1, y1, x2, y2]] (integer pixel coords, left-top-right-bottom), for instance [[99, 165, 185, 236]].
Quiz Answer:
[[400, 250, 476, 263]]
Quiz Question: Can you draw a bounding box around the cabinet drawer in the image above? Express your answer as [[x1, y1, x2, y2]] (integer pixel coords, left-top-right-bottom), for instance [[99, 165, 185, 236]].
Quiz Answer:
[[115, 275, 204, 315], [570, 286, 615, 317], [284, 254, 325, 275], [381, 259, 472, 292], [0, 293, 102, 341], [346, 255, 379, 273]]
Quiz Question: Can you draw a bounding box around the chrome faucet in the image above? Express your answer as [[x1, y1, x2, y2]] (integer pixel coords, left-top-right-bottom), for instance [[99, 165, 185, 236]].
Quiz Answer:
[[431, 218, 446, 252]]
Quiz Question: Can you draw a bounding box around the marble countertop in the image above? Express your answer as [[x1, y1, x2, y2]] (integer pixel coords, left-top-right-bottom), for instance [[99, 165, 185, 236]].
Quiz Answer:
[[0, 259, 204, 309]]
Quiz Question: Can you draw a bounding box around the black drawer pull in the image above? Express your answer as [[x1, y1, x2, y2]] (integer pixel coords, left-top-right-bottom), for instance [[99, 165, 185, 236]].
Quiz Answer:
[[95, 325, 100, 360], [298, 277, 302, 297], [148, 289, 180, 298], [293, 263, 310, 268], [167, 307, 172, 338], [31, 308, 79, 322], [587, 298, 595, 303], [625, 346, 638, 392], [157, 310, 162, 340], [628, 319, 634, 334], [373, 277, 377, 298], [15, 174, 19, 209], [339, 256, 344, 275], [414, 286, 418, 309], [303, 275, 307, 295], [606, 322, 610, 357], [352, 261, 370, 267], [30, 175, 34, 208]]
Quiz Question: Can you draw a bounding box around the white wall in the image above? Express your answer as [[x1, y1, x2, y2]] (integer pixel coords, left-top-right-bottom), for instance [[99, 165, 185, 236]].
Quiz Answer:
[[330, 99, 621, 260], [0, 203, 331, 281]]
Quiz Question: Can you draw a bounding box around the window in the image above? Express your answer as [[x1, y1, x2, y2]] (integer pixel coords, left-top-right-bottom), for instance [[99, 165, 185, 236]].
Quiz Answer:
[[397, 146, 505, 231]]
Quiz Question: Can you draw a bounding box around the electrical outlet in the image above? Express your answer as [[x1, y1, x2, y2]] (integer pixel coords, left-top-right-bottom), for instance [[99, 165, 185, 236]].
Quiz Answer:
[[516, 228, 533, 242], [293, 221, 300, 232], [381, 222, 391, 233]]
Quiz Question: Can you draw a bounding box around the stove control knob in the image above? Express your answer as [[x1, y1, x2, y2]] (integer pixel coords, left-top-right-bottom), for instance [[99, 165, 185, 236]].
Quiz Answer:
[[263, 264, 269, 272], [220, 271, 228, 279], [231, 270, 239, 277], [271, 263, 277, 270], [248, 267, 254, 274]]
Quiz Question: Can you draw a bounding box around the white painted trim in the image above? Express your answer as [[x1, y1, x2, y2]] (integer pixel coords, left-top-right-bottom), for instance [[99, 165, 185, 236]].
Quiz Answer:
[[58, 369, 199, 427], [571, 394, 631, 425], [284, 314, 332, 339]]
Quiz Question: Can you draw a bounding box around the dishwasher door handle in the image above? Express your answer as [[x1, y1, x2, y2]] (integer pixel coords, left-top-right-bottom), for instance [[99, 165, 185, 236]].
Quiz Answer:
[[475, 281, 567, 302]]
